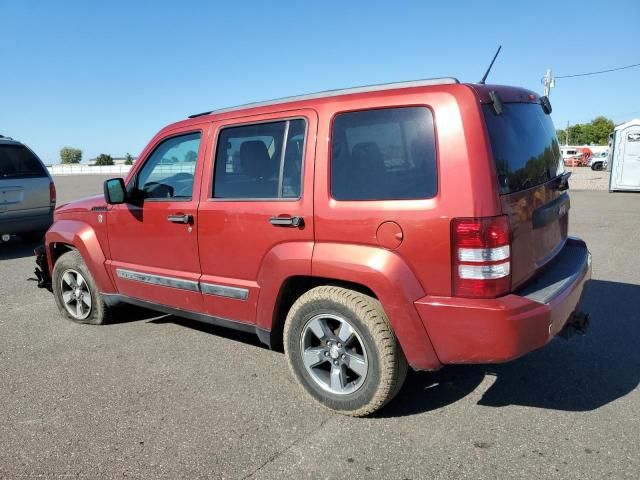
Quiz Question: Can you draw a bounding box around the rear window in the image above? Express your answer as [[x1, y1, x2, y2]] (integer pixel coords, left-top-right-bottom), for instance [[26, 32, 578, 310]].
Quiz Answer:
[[331, 107, 437, 200], [482, 103, 562, 194], [0, 144, 47, 179]]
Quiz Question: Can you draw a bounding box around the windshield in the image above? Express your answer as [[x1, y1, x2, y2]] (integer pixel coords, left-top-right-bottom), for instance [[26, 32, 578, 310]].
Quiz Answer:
[[482, 103, 562, 194], [0, 144, 48, 178]]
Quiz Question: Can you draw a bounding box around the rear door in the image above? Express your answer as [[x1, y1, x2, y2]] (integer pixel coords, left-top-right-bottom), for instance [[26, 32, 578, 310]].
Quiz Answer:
[[0, 143, 51, 220], [482, 102, 568, 289], [197, 109, 316, 324]]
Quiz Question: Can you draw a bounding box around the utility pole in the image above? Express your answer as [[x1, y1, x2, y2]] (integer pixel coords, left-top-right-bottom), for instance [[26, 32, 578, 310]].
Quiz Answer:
[[542, 68, 555, 97], [566, 120, 570, 146]]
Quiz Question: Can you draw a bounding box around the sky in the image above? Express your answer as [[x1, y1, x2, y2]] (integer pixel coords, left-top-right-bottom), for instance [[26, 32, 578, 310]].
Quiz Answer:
[[1, 0, 639, 163]]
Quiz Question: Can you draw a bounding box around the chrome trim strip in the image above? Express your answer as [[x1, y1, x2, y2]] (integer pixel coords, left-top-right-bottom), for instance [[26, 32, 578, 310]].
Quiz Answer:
[[116, 268, 200, 292], [201, 282, 249, 300]]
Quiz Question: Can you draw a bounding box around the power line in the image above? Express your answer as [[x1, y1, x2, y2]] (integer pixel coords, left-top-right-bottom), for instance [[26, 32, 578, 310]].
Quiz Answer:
[[556, 62, 640, 79]]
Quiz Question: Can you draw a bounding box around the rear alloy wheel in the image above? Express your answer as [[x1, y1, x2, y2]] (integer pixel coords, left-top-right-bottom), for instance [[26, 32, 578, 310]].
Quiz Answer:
[[300, 313, 369, 395], [52, 250, 114, 325], [284, 286, 408, 416]]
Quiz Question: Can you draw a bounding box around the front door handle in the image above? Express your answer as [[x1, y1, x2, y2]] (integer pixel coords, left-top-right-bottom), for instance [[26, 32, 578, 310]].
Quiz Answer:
[[167, 214, 193, 224], [269, 216, 304, 228]]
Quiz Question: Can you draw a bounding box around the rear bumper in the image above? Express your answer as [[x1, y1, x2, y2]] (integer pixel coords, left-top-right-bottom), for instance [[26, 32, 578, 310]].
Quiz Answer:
[[0, 212, 53, 235], [415, 237, 591, 364]]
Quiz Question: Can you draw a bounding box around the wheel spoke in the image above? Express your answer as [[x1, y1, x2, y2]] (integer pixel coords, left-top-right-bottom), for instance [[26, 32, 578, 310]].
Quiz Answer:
[[337, 322, 355, 345], [307, 317, 332, 341], [76, 275, 86, 289], [62, 291, 73, 305], [330, 364, 346, 391], [303, 347, 327, 369], [62, 272, 75, 288], [81, 294, 91, 309], [344, 352, 367, 377], [76, 300, 83, 318]]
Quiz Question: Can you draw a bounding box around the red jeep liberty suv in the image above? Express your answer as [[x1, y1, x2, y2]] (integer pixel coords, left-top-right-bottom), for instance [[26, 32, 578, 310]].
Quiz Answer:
[[36, 78, 591, 416]]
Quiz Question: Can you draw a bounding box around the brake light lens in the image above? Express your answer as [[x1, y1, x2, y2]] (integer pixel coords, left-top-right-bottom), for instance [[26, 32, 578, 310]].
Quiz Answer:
[[452, 216, 511, 298], [49, 182, 56, 205]]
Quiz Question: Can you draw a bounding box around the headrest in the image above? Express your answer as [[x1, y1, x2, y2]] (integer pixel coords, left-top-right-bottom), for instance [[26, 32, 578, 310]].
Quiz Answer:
[[240, 140, 271, 178], [351, 142, 384, 170]]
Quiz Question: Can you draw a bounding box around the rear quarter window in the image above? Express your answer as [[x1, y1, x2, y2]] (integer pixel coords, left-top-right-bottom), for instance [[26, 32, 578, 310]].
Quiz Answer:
[[331, 107, 437, 200], [0, 144, 48, 178]]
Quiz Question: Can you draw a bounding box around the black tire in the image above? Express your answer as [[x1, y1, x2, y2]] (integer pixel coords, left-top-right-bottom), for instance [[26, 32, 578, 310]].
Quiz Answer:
[[51, 250, 114, 325], [284, 286, 408, 416]]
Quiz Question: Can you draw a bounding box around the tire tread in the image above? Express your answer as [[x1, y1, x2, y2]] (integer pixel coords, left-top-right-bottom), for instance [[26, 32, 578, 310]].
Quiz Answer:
[[284, 285, 408, 416]]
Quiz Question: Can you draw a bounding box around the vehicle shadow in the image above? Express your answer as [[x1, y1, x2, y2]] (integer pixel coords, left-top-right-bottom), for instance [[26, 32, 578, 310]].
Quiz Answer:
[[0, 237, 40, 261], [379, 279, 640, 417], [147, 316, 267, 349]]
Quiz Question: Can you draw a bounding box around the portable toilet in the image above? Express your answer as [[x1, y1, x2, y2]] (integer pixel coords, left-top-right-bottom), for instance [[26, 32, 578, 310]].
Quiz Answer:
[[610, 119, 640, 192]]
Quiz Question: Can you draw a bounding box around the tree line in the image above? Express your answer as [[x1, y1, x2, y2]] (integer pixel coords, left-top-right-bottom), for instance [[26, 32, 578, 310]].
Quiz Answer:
[[555, 116, 614, 146], [59, 147, 134, 165]]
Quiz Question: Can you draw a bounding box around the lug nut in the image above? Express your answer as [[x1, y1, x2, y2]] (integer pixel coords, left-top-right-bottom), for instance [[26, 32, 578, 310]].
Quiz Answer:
[[324, 351, 329, 357], [333, 360, 338, 366], [341, 354, 346, 360], [337, 343, 342, 348]]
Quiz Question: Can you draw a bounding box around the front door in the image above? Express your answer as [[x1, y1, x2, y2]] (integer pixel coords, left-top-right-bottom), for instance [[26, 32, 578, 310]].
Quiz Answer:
[[197, 110, 317, 325], [107, 126, 208, 312]]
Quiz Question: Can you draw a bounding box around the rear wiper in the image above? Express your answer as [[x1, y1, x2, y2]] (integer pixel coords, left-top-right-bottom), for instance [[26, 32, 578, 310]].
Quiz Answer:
[[553, 171, 571, 191]]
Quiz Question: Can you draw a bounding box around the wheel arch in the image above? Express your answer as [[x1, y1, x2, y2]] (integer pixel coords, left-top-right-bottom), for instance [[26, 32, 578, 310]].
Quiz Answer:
[[258, 242, 442, 371], [45, 219, 116, 294]]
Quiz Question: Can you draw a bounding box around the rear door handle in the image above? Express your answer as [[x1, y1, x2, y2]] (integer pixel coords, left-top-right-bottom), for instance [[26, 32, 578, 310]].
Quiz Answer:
[[167, 214, 193, 224], [269, 216, 304, 228]]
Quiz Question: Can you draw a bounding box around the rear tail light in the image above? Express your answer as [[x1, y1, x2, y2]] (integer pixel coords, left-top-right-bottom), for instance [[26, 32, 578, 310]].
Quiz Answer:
[[49, 182, 56, 205], [452, 215, 511, 298]]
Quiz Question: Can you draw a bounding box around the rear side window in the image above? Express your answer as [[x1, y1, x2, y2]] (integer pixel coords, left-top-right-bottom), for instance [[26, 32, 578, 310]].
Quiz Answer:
[[331, 107, 437, 201], [0, 145, 47, 178], [483, 103, 562, 194], [213, 119, 306, 199]]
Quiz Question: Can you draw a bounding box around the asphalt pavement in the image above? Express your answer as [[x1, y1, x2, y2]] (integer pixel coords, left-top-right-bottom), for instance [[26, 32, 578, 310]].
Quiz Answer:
[[1, 175, 639, 479]]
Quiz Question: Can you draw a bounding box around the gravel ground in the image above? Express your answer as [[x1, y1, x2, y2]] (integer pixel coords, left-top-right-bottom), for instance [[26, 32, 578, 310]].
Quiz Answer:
[[1, 175, 639, 479], [566, 167, 610, 191]]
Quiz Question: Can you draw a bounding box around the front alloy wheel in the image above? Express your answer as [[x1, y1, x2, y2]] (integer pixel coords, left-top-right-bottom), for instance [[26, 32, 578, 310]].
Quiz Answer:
[[51, 249, 115, 325], [59, 269, 92, 320]]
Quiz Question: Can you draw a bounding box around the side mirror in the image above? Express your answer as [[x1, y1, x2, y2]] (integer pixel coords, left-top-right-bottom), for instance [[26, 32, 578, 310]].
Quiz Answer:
[[104, 178, 127, 204]]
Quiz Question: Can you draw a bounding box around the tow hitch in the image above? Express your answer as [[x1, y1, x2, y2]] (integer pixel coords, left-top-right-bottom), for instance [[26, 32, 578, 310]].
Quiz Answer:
[[34, 244, 52, 291], [560, 311, 590, 339]]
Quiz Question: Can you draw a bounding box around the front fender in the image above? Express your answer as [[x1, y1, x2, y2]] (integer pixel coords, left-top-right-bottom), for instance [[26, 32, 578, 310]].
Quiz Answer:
[[312, 243, 442, 371], [45, 220, 116, 294]]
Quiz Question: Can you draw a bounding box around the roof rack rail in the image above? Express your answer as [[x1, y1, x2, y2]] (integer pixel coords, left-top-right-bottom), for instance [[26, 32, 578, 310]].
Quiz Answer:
[[188, 77, 459, 119]]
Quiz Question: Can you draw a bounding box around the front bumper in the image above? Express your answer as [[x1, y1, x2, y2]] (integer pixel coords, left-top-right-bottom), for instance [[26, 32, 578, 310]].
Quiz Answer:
[[415, 237, 591, 364]]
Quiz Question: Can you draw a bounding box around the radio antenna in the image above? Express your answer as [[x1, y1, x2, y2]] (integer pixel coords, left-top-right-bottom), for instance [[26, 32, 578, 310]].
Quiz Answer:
[[478, 46, 502, 84]]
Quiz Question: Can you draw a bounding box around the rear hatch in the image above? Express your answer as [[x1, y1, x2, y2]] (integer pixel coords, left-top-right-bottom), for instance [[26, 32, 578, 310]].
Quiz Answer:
[[482, 98, 568, 289], [0, 143, 52, 219]]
